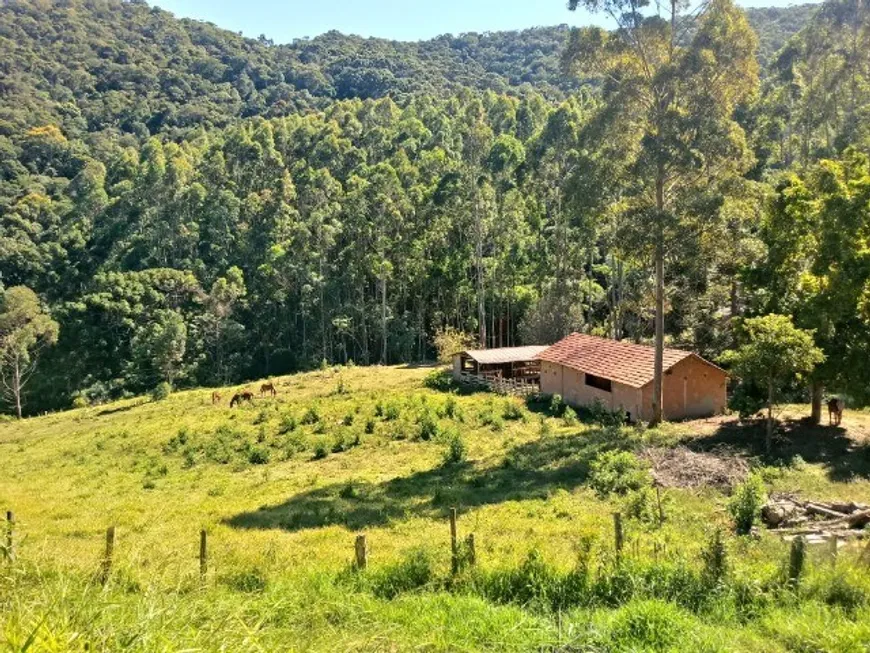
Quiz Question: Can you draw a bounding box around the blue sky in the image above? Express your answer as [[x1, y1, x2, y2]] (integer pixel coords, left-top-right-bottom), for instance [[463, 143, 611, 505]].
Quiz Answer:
[[153, 0, 818, 43]]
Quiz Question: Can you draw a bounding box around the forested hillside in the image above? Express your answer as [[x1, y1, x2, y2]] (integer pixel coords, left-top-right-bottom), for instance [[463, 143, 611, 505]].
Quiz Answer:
[[6, 0, 870, 418], [0, 0, 814, 140]]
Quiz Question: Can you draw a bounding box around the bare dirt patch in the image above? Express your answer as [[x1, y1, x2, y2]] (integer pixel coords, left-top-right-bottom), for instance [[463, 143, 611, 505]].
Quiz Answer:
[[642, 446, 750, 489]]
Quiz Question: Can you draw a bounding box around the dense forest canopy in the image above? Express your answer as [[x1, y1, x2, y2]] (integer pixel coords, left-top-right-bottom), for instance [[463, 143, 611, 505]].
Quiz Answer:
[[4, 0, 870, 417]]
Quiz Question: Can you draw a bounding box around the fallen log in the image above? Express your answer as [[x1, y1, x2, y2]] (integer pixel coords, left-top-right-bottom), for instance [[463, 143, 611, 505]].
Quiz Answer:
[[829, 501, 868, 514], [804, 502, 850, 520]]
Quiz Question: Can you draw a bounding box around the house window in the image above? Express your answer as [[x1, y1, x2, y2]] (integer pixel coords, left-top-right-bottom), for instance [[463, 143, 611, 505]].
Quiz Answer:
[[585, 373, 612, 392]]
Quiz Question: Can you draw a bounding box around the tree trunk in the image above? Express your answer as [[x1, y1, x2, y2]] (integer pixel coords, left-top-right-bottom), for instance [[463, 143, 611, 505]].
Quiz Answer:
[[810, 380, 823, 425], [766, 378, 774, 455], [13, 358, 22, 420], [651, 179, 665, 426], [381, 277, 387, 364]]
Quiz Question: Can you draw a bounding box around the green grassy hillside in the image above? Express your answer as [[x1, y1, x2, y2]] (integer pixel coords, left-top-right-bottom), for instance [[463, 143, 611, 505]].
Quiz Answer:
[[2, 365, 870, 651]]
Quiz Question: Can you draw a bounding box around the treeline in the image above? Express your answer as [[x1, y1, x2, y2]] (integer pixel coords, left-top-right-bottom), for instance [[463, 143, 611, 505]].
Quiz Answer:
[[2, 0, 870, 416]]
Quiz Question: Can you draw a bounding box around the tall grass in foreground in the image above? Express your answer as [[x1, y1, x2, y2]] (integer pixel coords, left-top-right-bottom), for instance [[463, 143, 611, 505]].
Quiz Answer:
[[3, 542, 870, 652]]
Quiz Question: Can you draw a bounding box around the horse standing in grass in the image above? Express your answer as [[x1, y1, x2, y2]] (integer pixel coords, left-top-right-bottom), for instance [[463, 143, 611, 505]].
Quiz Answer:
[[230, 391, 254, 408], [211, 391, 222, 405], [260, 382, 276, 397], [828, 397, 845, 426]]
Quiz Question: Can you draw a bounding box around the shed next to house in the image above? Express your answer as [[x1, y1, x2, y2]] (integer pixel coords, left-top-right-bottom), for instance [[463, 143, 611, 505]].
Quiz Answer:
[[452, 345, 548, 383], [536, 333, 727, 421]]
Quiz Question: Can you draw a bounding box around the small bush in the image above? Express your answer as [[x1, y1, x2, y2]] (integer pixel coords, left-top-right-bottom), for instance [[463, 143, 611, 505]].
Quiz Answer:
[[151, 382, 172, 401], [364, 418, 376, 434], [539, 416, 553, 437], [71, 395, 89, 409], [334, 377, 347, 395], [701, 529, 728, 585], [301, 405, 321, 425], [624, 487, 659, 524], [728, 473, 766, 535], [252, 409, 270, 425], [342, 412, 354, 426], [424, 369, 454, 391], [588, 450, 651, 497], [282, 432, 307, 458], [442, 431, 467, 466], [339, 482, 358, 499], [418, 412, 439, 441], [502, 401, 524, 421], [312, 442, 329, 460], [331, 436, 347, 453], [279, 414, 298, 434], [247, 445, 270, 465], [370, 548, 435, 599], [585, 399, 627, 427], [442, 396, 459, 419], [384, 402, 401, 421], [549, 393, 564, 416], [374, 401, 385, 417], [563, 406, 578, 426]]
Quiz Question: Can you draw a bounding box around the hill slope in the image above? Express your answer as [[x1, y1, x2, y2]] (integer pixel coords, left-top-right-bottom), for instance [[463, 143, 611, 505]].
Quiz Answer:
[[2, 365, 870, 649]]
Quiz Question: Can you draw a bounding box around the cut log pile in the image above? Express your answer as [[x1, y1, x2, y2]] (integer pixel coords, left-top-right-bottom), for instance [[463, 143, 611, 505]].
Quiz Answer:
[[762, 495, 870, 543]]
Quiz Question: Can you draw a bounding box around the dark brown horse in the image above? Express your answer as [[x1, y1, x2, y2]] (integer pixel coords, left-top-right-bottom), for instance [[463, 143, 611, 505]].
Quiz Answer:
[[229, 391, 254, 408], [828, 397, 845, 426], [260, 382, 276, 397]]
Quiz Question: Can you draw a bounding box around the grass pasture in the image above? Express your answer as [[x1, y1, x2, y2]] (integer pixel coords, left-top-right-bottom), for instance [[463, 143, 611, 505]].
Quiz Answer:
[[2, 365, 870, 651]]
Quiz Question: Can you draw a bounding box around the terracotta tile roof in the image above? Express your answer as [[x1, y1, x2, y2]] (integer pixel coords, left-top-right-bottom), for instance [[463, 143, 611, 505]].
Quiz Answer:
[[535, 333, 702, 388], [458, 345, 548, 365]]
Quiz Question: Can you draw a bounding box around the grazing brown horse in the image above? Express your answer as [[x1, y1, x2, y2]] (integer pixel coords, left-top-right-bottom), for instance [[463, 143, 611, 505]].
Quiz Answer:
[[229, 391, 254, 408], [828, 397, 845, 426], [211, 391, 222, 405], [260, 382, 277, 397]]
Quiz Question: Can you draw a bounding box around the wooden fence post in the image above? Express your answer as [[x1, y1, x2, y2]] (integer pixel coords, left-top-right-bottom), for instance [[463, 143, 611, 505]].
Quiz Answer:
[[355, 533, 368, 570], [199, 529, 208, 580], [466, 533, 476, 567], [100, 526, 115, 584], [5, 511, 14, 562], [613, 512, 624, 561], [450, 508, 458, 575], [788, 535, 806, 586]]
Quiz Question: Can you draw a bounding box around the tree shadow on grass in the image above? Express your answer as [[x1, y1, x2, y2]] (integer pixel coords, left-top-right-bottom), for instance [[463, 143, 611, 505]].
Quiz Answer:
[[225, 427, 627, 532], [685, 417, 870, 482]]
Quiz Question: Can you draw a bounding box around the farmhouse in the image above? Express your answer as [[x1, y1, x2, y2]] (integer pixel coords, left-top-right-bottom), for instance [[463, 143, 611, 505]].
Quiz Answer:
[[536, 333, 727, 421]]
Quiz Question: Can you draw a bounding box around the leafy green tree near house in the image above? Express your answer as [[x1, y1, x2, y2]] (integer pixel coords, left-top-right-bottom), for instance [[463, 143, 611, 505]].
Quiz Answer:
[[750, 150, 870, 422], [0, 286, 59, 418], [721, 314, 824, 454]]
